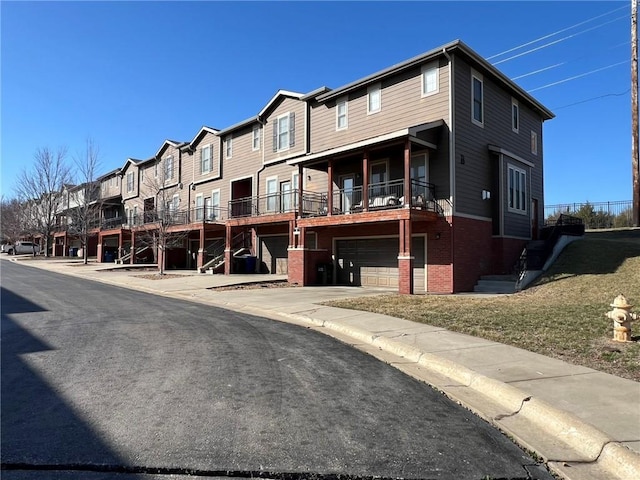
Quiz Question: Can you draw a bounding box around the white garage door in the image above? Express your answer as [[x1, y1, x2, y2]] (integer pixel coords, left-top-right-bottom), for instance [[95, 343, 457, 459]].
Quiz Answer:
[[336, 237, 425, 291]]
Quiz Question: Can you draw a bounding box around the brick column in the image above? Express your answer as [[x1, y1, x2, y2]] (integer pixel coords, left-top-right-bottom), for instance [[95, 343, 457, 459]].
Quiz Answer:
[[287, 247, 306, 286], [224, 225, 232, 275], [130, 230, 136, 264], [398, 219, 414, 294], [197, 227, 205, 270]]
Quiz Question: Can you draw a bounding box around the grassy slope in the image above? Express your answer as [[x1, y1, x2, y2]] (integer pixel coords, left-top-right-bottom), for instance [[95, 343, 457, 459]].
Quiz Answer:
[[326, 229, 640, 381]]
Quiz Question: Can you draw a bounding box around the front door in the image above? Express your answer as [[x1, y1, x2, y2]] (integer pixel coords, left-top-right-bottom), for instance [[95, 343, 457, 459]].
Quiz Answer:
[[280, 180, 292, 212], [340, 175, 355, 213]]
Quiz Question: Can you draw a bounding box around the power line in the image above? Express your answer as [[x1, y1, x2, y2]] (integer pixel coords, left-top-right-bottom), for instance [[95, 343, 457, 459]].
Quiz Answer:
[[552, 89, 630, 110], [527, 60, 630, 93], [488, 4, 628, 60], [493, 15, 629, 66], [511, 42, 629, 80]]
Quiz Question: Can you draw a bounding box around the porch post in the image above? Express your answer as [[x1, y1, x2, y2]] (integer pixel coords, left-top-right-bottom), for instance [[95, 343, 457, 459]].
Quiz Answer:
[[363, 150, 370, 212], [404, 138, 411, 207], [298, 164, 304, 218], [327, 160, 334, 216], [97, 234, 103, 263], [398, 218, 414, 294], [118, 232, 123, 261]]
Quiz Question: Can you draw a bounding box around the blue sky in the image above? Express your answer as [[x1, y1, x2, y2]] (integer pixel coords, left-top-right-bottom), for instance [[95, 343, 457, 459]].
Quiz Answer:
[[1, 1, 634, 206]]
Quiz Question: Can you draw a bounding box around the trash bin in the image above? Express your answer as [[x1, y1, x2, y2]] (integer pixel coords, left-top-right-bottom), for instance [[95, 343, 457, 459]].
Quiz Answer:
[[104, 251, 114, 262], [317, 262, 333, 285], [71, 247, 78, 257], [245, 255, 257, 273]]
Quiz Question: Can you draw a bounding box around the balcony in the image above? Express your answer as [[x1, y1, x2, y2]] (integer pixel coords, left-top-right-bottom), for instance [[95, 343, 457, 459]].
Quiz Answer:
[[229, 191, 299, 219], [302, 179, 438, 217]]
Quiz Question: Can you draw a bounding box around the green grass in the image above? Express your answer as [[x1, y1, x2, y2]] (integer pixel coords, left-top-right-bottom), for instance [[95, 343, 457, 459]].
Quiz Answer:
[[326, 229, 640, 381]]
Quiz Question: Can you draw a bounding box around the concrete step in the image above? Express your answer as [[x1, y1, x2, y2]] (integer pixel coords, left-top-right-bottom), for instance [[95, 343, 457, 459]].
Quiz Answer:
[[480, 274, 518, 282], [474, 279, 516, 294]]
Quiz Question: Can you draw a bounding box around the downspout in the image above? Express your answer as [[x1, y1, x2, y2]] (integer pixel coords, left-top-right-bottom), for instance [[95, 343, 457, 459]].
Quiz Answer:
[[443, 47, 456, 293], [255, 116, 267, 253]]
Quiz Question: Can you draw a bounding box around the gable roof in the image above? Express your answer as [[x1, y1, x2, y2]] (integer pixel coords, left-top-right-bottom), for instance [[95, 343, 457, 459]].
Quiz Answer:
[[97, 168, 121, 181], [187, 126, 220, 149], [316, 39, 554, 120], [257, 89, 304, 119], [119, 158, 145, 174], [155, 139, 187, 159], [218, 116, 259, 136]]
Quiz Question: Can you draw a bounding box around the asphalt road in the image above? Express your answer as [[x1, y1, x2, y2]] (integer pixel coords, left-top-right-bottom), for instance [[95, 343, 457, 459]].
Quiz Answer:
[[1, 261, 553, 480]]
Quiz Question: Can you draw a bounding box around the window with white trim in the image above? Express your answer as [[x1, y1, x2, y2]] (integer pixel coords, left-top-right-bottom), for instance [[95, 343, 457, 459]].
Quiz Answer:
[[164, 156, 174, 180], [367, 84, 381, 114], [421, 63, 439, 97], [201, 145, 212, 174], [207, 189, 220, 220], [512, 99, 519, 133], [226, 137, 233, 159], [336, 99, 348, 130], [126, 172, 134, 193], [531, 131, 538, 155], [140, 168, 145, 183], [195, 193, 204, 221], [273, 112, 295, 152], [508, 165, 527, 214], [472, 72, 484, 126], [266, 177, 277, 212], [252, 126, 260, 151]]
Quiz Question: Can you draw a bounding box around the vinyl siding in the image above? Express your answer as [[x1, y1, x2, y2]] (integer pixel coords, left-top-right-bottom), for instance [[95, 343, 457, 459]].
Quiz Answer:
[[188, 131, 222, 184], [100, 175, 121, 199], [263, 97, 307, 163], [453, 55, 544, 235], [259, 162, 299, 196], [224, 124, 263, 201], [310, 58, 450, 153]]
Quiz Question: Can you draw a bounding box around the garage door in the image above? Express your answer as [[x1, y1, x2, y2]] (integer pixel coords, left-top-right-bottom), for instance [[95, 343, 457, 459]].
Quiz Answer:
[[260, 236, 289, 274], [336, 237, 425, 291]]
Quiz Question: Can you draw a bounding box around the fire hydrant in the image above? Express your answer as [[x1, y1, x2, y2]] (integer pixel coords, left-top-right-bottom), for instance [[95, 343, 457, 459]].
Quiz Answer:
[[605, 294, 638, 342]]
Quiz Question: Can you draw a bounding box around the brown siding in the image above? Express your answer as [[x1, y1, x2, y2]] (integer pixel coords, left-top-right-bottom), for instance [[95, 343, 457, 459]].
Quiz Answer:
[[453, 55, 544, 235], [310, 58, 450, 152], [263, 97, 307, 163]]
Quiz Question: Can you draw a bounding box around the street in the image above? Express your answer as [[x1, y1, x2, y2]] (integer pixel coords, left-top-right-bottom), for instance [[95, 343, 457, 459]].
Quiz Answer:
[[1, 261, 551, 479]]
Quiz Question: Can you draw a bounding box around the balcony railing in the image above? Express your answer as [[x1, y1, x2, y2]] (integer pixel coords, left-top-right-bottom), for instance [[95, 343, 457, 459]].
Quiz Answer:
[[229, 191, 299, 219]]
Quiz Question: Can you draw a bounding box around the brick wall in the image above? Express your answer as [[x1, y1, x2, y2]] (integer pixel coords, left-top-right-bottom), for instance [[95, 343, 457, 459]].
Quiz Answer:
[[426, 217, 453, 293]]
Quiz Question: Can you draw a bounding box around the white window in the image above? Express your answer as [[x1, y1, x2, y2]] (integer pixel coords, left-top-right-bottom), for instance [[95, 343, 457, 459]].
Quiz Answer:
[[266, 177, 277, 212], [508, 165, 527, 214], [367, 83, 381, 114], [154, 162, 159, 178], [512, 99, 519, 133], [226, 137, 233, 158], [292, 172, 300, 208], [336, 99, 348, 130], [164, 156, 174, 180], [170, 194, 179, 213], [201, 145, 211, 174], [211, 189, 220, 209], [252, 126, 260, 151], [195, 194, 204, 221], [207, 189, 220, 220], [274, 112, 295, 152], [472, 71, 484, 126], [126, 172, 134, 193], [140, 168, 145, 183], [421, 63, 439, 96], [531, 131, 538, 155]]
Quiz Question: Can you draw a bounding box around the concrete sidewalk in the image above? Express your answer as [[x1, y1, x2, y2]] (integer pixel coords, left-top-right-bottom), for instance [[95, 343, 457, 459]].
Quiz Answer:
[[4, 256, 639, 480]]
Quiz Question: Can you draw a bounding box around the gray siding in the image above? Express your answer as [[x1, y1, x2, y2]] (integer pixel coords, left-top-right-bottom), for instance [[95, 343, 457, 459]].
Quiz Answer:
[[453, 55, 544, 237], [310, 58, 450, 153]]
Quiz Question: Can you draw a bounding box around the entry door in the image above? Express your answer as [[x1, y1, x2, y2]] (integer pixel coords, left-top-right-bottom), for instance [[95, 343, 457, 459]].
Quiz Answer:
[[340, 175, 355, 212], [280, 180, 292, 212]]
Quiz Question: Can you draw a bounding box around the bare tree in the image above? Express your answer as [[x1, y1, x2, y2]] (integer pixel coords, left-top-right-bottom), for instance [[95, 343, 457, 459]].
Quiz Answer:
[[67, 138, 102, 264], [134, 158, 190, 275], [15, 147, 71, 257], [0, 196, 24, 244]]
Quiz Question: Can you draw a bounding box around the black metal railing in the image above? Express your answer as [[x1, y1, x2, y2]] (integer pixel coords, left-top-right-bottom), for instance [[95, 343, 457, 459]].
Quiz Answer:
[[228, 190, 299, 218], [544, 200, 633, 230], [331, 186, 364, 214]]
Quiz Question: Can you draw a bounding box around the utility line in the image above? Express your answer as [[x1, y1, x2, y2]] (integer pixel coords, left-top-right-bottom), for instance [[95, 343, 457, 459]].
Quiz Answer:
[[552, 89, 630, 111], [528, 60, 630, 93], [487, 4, 628, 60], [512, 42, 629, 80], [494, 15, 628, 66]]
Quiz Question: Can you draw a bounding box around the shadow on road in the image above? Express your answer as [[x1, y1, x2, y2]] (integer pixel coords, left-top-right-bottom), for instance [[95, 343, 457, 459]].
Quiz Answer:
[[1, 286, 142, 478]]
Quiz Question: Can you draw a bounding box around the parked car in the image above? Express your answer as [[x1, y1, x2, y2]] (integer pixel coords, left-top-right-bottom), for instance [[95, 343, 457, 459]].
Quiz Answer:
[[4, 241, 41, 255]]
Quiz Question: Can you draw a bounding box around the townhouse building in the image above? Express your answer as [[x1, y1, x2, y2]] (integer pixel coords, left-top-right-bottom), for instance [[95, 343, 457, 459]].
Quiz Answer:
[[85, 39, 552, 294]]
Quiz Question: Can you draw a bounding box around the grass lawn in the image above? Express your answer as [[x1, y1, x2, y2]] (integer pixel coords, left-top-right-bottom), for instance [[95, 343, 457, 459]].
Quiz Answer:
[[326, 229, 640, 382]]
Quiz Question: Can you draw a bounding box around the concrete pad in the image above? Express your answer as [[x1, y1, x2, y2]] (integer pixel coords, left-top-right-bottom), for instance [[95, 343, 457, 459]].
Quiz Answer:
[[399, 328, 501, 354], [328, 314, 446, 335]]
